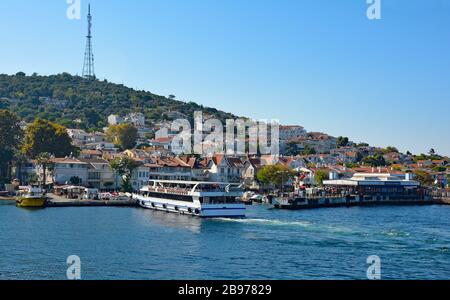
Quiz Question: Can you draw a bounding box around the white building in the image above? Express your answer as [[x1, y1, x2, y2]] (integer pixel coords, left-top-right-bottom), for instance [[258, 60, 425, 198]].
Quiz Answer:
[[279, 125, 307, 141], [67, 129, 90, 146], [108, 114, 125, 126], [125, 112, 146, 127], [208, 156, 245, 183], [79, 158, 116, 190], [48, 158, 89, 185]]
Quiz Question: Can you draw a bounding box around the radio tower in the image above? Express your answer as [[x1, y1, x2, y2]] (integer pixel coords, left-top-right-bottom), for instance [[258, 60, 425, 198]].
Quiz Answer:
[[82, 4, 95, 79]]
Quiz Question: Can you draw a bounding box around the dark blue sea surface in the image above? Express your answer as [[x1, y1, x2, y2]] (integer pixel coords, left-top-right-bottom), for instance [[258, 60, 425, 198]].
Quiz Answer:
[[0, 200, 449, 280]]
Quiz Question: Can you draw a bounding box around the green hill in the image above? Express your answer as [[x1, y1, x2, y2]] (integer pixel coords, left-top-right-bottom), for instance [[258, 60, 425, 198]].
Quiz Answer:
[[0, 72, 237, 131]]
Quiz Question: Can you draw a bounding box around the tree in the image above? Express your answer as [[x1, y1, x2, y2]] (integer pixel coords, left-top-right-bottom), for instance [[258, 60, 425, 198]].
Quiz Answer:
[[103, 182, 114, 190], [27, 173, 39, 184], [0, 110, 22, 181], [336, 136, 349, 148], [362, 154, 386, 167], [106, 124, 138, 150], [256, 164, 295, 190], [36, 152, 52, 187], [0, 110, 21, 150], [383, 146, 399, 154], [22, 118, 77, 158], [13, 151, 29, 184], [0, 73, 237, 133], [314, 170, 329, 186], [69, 176, 82, 185], [413, 170, 434, 187], [356, 142, 369, 147], [301, 144, 316, 155], [432, 166, 446, 172], [284, 141, 299, 156], [109, 157, 139, 192], [83, 109, 101, 127]]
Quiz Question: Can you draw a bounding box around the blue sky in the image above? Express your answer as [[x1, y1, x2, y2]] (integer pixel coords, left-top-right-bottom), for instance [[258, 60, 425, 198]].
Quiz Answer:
[[0, 0, 449, 155]]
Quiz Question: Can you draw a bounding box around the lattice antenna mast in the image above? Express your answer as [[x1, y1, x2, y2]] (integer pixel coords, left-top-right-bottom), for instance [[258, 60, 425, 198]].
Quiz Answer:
[[82, 4, 95, 79]]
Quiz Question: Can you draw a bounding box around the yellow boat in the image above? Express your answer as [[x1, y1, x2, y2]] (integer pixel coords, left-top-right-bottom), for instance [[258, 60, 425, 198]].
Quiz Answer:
[[16, 186, 47, 208]]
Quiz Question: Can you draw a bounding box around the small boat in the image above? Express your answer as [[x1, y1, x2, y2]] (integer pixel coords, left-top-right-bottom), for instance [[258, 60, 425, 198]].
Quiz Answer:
[[250, 194, 271, 204], [241, 198, 253, 205], [240, 191, 254, 205], [16, 186, 47, 208]]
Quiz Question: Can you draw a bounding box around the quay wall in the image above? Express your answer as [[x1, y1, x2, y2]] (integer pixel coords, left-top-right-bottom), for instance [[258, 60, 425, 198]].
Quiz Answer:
[[273, 194, 446, 210], [47, 199, 138, 207]]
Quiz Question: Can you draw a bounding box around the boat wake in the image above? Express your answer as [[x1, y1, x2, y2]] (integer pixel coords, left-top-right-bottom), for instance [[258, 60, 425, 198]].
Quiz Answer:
[[216, 217, 313, 228], [215, 217, 359, 235]]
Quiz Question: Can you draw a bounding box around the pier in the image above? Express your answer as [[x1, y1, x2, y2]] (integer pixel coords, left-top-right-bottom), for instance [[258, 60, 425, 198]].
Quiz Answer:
[[46, 194, 138, 207], [47, 198, 138, 207], [429, 189, 450, 205], [272, 195, 441, 210], [271, 172, 449, 210]]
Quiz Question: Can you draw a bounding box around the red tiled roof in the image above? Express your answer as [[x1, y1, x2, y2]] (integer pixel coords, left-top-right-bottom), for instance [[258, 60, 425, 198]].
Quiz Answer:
[[51, 158, 87, 164]]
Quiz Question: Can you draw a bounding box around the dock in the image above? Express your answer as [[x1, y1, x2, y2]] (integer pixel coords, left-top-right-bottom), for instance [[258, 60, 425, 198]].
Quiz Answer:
[[272, 194, 448, 210], [47, 199, 138, 207], [429, 190, 450, 205], [46, 193, 138, 207], [0, 197, 15, 202]]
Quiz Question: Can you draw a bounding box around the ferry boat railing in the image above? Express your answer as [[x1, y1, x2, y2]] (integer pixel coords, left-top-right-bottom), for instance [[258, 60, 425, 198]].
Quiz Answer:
[[144, 186, 234, 195], [146, 186, 192, 195]]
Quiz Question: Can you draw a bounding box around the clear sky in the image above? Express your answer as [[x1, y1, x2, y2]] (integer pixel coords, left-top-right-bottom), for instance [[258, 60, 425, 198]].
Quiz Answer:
[[0, 0, 449, 155]]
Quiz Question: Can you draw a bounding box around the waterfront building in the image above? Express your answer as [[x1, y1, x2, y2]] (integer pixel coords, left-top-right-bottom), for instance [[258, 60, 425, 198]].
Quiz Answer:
[[131, 164, 151, 191], [48, 158, 89, 186], [242, 157, 262, 190], [323, 172, 421, 198], [208, 155, 245, 183], [146, 156, 210, 182], [79, 158, 116, 190]]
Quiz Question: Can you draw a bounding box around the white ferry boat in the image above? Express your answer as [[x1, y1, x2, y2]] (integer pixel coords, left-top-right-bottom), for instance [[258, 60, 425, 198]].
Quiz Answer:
[[133, 180, 246, 218]]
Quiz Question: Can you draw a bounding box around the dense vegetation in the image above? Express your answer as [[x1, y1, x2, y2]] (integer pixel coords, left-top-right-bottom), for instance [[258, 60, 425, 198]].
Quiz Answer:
[[0, 72, 237, 131]]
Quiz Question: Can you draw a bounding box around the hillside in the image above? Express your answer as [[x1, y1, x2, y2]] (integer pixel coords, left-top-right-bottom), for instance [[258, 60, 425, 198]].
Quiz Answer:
[[0, 72, 237, 131]]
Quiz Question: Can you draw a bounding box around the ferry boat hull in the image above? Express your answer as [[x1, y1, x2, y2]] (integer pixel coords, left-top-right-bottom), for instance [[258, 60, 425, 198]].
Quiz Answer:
[[134, 195, 246, 218], [16, 197, 47, 208]]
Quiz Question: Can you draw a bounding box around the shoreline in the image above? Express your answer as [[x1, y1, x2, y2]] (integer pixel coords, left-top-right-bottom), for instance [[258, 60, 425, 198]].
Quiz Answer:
[[3, 194, 449, 210], [273, 199, 450, 210]]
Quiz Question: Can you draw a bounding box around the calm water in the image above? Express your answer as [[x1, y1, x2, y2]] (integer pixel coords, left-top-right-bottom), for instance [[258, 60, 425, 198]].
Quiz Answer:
[[0, 200, 449, 280]]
